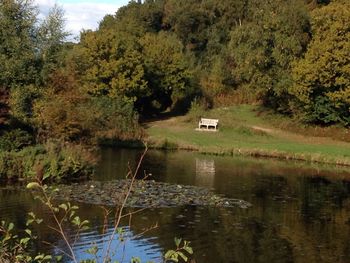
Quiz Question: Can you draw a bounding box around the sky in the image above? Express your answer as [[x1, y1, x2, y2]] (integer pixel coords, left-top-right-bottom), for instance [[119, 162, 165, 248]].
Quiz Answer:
[[34, 0, 130, 40]]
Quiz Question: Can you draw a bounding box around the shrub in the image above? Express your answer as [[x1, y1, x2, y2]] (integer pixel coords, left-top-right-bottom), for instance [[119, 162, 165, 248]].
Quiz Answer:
[[0, 141, 96, 181], [33, 90, 143, 143], [0, 129, 33, 151], [87, 96, 143, 143], [185, 98, 208, 122]]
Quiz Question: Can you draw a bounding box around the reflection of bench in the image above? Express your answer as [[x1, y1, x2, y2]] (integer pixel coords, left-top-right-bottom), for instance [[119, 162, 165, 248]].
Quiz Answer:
[[198, 118, 219, 130]]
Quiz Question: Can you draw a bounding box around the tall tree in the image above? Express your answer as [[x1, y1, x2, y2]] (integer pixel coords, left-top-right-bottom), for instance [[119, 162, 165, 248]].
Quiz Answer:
[[140, 32, 194, 113], [78, 29, 148, 101], [0, 0, 38, 89], [227, 0, 310, 112], [290, 0, 350, 125], [37, 4, 69, 83]]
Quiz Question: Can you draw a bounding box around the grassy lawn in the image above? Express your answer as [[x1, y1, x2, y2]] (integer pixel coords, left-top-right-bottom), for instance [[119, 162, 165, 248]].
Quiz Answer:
[[144, 105, 350, 166]]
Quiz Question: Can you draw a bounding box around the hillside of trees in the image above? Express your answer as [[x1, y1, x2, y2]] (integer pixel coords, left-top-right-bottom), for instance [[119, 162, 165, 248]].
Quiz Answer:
[[0, 0, 349, 147]]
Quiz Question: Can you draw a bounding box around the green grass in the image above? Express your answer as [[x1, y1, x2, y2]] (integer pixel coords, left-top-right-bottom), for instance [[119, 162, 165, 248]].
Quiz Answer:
[[144, 105, 350, 166]]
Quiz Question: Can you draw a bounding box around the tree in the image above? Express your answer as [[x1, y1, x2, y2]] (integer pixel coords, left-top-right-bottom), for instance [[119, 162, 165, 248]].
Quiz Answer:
[[140, 32, 194, 113], [0, 0, 38, 89], [227, 0, 310, 112], [78, 29, 148, 102], [290, 0, 350, 125], [37, 4, 69, 83], [163, 0, 210, 52], [100, 0, 164, 36]]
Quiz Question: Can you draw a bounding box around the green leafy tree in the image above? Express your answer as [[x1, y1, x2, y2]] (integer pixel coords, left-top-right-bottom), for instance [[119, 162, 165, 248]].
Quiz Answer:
[[37, 4, 69, 84], [163, 0, 210, 52], [79, 29, 147, 102], [0, 0, 38, 89], [140, 32, 194, 113], [290, 0, 350, 125], [227, 0, 310, 111], [100, 0, 164, 36]]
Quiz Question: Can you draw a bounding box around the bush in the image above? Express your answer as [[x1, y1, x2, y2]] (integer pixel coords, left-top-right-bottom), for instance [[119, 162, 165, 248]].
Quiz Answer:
[[0, 129, 33, 151], [185, 98, 208, 122], [33, 90, 143, 143], [88, 97, 143, 142], [0, 141, 96, 181]]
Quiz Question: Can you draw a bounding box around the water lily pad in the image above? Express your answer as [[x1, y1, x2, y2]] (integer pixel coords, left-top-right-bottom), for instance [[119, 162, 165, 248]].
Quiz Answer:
[[50, 179, 252, 209]]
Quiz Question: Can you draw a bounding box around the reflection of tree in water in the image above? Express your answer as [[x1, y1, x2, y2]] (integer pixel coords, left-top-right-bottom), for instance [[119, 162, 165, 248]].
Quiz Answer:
[[139, 150, 196, 185], [299, 177, 350, 223], [125, 206, 295, 263], [212, 215, 294, 263], [137, 150, 168, 180], [252, 176, 292, 200]]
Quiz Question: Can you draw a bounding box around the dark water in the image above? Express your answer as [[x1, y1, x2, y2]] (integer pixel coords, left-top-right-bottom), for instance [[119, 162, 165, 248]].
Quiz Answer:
[[2, 148, 350, 262]]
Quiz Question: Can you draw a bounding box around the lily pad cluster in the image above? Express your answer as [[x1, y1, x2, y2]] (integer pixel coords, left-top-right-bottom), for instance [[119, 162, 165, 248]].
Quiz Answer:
[[50, 179, 252, 209]]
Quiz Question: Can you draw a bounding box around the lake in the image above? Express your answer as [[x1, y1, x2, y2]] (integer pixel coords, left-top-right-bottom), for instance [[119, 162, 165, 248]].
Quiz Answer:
[[1, 148, 350, 262]]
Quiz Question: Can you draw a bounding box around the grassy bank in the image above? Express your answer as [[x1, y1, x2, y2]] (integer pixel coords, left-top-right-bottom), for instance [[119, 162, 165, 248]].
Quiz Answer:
[[0, 141, 96, 182], [144, 105, 350, 166]]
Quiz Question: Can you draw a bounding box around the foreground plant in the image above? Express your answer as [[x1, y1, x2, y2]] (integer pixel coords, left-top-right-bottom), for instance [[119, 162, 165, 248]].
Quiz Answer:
[[0, 146, 194, 263], [0, 216, 60, 263]]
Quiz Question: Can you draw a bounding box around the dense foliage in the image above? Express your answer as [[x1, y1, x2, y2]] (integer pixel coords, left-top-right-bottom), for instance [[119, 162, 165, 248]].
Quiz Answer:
[[290, 0, 350, 125], [0, 0, 349, 169], [70, 0, 348, 125]]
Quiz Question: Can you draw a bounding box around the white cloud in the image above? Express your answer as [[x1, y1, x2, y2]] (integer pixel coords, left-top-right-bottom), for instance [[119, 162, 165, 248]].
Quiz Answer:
[[34, 1, 123, 40], [35, 0, 56, 19], [62, 3, 121, 34]]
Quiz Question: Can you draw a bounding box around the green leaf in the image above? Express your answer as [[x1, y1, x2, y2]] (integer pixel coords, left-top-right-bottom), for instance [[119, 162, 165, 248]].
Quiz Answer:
[[43, 172, 51, 180], [25, 229, 32, 236], [177, 251, 188, 262], [59, 203, 68, 211], [34, 254, 44, 260], [8, 222, 14, 231], [86, 246, 99, 255], [20, 237, 30, 245], [26, 219, 34, 226], [55, 255, 63, 261], [26, 182, 40, 189], [43, 255, 52, 261], [164, 250, 177, 260], [72, 216, 81, 226], [131, 257, 141, 263], [184, 246, 193, 255], [81, 220, 89, 226], [174, 237, 182, 247]]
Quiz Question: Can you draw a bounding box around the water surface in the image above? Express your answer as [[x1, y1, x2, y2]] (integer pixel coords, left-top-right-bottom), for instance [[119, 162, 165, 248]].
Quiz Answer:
[[1, 148, 350, 262]]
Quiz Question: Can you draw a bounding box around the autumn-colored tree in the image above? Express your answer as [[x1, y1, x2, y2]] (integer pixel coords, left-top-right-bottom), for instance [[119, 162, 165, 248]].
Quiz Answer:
[[290, 0, 350, 125]]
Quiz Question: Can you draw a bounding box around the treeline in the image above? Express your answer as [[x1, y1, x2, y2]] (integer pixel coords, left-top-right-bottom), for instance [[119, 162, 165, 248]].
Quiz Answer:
[[102, 0, 350, 126], [81, 0, 348, 125], [0, 0, 350, 147], [1, 0, 350, 143]]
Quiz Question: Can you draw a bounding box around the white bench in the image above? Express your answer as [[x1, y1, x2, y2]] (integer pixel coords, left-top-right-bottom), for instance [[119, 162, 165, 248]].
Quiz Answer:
[[198, 118, 219, 130]]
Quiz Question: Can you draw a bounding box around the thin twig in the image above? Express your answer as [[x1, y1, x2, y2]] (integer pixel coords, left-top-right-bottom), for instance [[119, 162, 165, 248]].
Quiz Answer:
[[39, 183, 78, 263], [120, 207, 147, 219], [103, 144, 148, 263], [41, 241, 73, 259], [101, 206, 112, 236]]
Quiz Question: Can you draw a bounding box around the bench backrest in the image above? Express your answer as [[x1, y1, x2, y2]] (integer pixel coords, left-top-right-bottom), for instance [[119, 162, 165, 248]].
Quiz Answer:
[[200, 118, 219, 125]]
